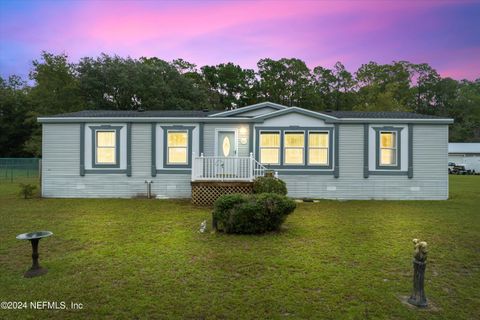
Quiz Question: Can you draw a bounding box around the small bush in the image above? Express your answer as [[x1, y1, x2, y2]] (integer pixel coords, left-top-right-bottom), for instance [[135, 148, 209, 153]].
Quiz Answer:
[[252, 176, 287, 195], [19, 183, 37, 199], [213, 193, 296, 234]]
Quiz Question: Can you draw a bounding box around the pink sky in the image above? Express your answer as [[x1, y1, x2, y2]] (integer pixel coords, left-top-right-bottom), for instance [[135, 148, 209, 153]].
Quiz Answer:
[[0, 0, 479, 80]]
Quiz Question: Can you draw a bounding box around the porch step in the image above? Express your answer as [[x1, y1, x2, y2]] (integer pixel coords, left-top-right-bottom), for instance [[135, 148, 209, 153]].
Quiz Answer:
[[191, 181, 253, 206]]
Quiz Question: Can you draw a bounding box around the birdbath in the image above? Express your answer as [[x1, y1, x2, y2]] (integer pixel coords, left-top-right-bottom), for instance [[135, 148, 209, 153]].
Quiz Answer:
[[16, 231, 53, 278]]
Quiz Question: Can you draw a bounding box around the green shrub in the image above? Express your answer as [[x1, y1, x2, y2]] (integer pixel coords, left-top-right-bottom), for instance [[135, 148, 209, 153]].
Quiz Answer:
[[212, 193, 296, 234], [19, 183, 37, 199], [252, 176, 287, 195]]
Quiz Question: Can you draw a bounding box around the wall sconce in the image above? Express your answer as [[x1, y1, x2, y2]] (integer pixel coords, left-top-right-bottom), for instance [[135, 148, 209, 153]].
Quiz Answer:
[[240, 127, 247, 135]]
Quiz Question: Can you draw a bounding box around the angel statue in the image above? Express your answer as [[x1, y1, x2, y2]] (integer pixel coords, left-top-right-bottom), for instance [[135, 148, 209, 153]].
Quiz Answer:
[[408, 239, 428, 307]]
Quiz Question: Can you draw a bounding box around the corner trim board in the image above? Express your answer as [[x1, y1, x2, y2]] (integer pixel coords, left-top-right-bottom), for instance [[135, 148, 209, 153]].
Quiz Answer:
[[363, 124, 369, 178], [80, 123, 85, 176], [334, 124, 339, 178], [126, 123, 132, 177], [199, 123, 204, 154], [151, 123, 156, 177], [248, 123, 254, 154], [408, 124, 413, 178]]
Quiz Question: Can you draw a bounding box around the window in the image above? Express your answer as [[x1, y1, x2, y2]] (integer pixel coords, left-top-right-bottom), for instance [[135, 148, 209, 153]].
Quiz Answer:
[[379, 131, 397, 166], [259, 131, 280, 164], [284, 132, 304, 165], [167, 130, 188, 164], [96, 131, 116, 164], [308, 132, 329, 165]]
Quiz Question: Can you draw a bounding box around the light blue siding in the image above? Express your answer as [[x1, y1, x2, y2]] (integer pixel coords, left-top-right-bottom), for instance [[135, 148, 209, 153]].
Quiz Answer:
[[42, 123, 191, 198], [42, 122, 449, 200], [281, 124, 448, 200]]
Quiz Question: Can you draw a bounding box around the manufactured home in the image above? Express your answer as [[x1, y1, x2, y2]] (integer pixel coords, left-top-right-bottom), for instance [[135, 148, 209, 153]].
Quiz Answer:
[[38, 102, 453, 200]]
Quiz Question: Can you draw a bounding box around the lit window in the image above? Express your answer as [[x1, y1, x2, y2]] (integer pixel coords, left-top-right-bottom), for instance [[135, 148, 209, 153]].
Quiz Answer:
[[308, 132, 329, 165], [259, 132, 280, 164], [380, 131, 397, 165], [96, 131, 116, 164], [284, 132, 304, 165], [167, 131, 188, 164]]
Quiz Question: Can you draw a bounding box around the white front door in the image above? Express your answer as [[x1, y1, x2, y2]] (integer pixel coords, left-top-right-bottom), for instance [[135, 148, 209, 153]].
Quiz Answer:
[[216, 130, 237, 177]]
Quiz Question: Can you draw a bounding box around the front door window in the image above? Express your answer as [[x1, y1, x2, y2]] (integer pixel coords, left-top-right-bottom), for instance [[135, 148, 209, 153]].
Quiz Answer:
[[217, 131, 235, 157]]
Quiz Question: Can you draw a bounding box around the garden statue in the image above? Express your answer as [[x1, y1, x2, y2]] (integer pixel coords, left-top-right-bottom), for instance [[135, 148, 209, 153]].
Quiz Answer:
[[199, 220, 207, 233], [408, 239, 428, 307]]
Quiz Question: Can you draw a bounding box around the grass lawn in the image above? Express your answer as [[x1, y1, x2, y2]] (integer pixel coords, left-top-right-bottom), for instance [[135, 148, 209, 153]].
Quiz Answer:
[[0, 176, 479, 319]]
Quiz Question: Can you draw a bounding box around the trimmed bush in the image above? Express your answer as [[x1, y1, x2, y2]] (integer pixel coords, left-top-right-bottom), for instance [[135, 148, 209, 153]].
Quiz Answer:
[[212, 193, 296, 234], [252, 176, 287, 195]]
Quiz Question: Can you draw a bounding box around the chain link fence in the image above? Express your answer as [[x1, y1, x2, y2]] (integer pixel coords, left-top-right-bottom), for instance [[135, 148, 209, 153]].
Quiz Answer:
[[0, 158, 40, 182]]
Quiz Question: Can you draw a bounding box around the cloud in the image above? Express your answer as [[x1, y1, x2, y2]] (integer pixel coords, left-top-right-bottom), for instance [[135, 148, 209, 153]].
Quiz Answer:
[[0, 0, 478, 80]]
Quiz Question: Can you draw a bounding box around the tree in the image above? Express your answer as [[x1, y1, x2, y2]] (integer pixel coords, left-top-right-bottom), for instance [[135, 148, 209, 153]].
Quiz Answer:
[[410, 63, 440, 114], [1, 52, 479, 158], [257, 58, 318, 108], [354, 61, 414, 111], [201, 63, 257, 109], [77, 55, 211, 110], [0, 76, 34, 156], [313, 62, 356, 110], [29, 51, 84, 114]]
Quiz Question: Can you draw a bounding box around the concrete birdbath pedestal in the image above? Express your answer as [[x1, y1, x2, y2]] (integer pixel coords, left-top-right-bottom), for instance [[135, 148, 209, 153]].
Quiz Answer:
[[16, 231, 53, 278]]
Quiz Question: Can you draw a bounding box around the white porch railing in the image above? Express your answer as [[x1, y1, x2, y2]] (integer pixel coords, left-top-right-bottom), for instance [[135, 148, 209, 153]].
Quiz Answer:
[[192, 153, 267, 182]]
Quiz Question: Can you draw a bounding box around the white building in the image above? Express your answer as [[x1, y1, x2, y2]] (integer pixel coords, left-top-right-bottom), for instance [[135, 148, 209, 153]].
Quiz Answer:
[[448, 143, 480, 173]]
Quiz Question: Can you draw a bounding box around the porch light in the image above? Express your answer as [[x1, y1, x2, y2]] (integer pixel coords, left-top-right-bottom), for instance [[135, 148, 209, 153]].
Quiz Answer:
[[240, 127, 247, 135]]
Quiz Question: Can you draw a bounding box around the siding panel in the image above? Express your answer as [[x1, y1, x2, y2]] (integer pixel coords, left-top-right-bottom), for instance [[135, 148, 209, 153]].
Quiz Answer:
[[281, 124, 448, 200], [42, 123, 449, 200]]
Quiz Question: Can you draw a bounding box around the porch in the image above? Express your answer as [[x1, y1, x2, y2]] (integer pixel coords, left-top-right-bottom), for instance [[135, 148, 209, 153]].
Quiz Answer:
[[190, 154, 268, 205], [191, 153, 267, 182]]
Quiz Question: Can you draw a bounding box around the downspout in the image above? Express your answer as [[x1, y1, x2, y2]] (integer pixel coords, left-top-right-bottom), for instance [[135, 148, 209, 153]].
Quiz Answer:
[[144, 180, 153, 199]]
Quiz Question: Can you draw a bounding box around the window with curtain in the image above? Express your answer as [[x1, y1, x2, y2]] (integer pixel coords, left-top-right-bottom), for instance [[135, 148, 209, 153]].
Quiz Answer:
[[308, 132, 329, 165], [379, 131, 397, 165], [284, 132, 304, 165], [259, 132, 280, 164], [167, 130, 188, 164], [96, 131, 116, 164]]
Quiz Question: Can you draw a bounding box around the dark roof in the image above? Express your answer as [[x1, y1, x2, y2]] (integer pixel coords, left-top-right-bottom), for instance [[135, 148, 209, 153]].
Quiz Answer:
[[44, 109, 448, 120], [47, 110, 222, 118], [322, 110, 447, 119]]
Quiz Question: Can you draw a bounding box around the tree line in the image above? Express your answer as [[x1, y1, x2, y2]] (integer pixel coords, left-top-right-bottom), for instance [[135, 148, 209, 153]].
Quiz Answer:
[[1, 51, 479, 157]]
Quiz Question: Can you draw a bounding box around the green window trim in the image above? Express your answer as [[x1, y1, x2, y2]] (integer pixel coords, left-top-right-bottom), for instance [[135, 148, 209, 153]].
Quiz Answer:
[[408, 124, 413, 179], [89, 125, 122, 169], [151, 123, 157, 177], [161, 125, 194, 169], [126, 123, 132, 177], [333, 124, 340, 178], [373, 127, 403, 170], [255, 126, 335, 171], [199, 123, 204, 154], [363, 124, 369, 178], [80, 123, 85, 176], [84, 169, 127, 174]]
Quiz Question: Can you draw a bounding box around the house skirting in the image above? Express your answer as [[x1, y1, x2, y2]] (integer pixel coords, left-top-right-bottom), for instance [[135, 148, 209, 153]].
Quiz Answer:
[[191, 181, 253, 206]]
